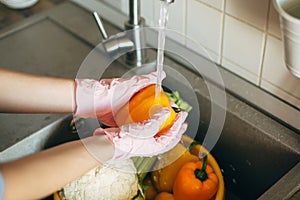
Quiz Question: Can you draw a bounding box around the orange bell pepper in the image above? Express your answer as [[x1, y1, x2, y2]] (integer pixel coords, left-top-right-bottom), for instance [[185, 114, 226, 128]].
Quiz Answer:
[[155, 192, 175, 200], [173, 154, 218, 200], [188, 141, 225, 200], [115, 84, 177, 137], [53, 192, 61, 200]]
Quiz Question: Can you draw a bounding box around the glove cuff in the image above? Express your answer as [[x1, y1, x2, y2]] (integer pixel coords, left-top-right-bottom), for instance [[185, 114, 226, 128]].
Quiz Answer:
[[74, 79, 98, 118]]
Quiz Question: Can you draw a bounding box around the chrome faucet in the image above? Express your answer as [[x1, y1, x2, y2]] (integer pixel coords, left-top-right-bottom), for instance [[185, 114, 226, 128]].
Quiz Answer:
[[93, 0, 175, 67], [125, 0, 145, 30], [124, 0, 175, 67], [125, 0, 174, 30], [163, 0, 175, 3], [124, 0, 146, 67]]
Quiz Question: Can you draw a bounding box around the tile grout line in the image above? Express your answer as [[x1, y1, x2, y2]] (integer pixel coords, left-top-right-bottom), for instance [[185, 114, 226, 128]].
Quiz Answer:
[[199, 0, 269, 33], [225, 13, 266, 33], [198, 0, 223, 12], [268, 32, 282, 41], [258, 0, 272, 86], [223, 57, 261, 77], [262, 79, 300, 103], [219, 0, 226, 66], [184, 0, 188, 47]]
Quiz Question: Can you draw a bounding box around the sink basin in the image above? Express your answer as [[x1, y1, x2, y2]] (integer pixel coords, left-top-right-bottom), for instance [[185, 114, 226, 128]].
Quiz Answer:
[[1, 57, 299, 200], [0, 75, 299, 199], [0, 2, 299, 200]]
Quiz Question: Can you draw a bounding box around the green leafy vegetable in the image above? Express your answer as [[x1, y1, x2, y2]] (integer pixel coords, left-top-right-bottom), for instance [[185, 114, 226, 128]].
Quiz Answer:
[[166, 91, 192, 113]]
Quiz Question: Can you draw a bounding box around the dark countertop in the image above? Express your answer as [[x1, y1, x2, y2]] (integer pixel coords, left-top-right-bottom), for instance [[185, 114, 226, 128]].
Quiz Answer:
[[0, 0, 65, 30], [0, 0, 89, 150], [0, 0, 122, 151]]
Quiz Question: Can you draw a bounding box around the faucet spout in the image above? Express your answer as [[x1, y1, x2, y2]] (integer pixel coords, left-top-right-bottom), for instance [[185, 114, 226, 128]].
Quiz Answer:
[[124, 0, 146, 67], [129, 0, 141, 27], [125, 0, 145, 30], [124, 0, 175, 67], [161, 0, 175, 3]]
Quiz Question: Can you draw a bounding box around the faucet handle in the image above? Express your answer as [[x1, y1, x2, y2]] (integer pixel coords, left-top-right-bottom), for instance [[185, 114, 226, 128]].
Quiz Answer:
[[161, 0, 174, 3], [93, 11, 108, 40]]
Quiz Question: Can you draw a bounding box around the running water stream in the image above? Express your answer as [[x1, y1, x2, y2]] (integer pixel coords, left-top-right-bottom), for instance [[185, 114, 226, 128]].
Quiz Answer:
[[155, 1, 172, 100]]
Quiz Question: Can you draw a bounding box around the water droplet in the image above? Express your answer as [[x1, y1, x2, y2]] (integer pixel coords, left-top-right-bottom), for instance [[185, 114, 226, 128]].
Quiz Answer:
[[246, 160, 251, 166], [232, 178, 237, 184], [229, 164, 236, 171]]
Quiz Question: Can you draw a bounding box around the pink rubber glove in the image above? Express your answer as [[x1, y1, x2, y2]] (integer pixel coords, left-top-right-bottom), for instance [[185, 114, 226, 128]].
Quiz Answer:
[[74, 72, 166, 126], [94, 108, 188, 160]]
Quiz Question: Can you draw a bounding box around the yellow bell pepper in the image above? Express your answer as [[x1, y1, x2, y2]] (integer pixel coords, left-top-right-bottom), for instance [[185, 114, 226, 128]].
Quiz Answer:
[[151, 143, 199, 192]]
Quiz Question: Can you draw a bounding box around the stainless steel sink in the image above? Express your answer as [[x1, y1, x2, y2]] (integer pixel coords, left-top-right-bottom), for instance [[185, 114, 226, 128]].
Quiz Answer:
[[0, 57, 299, 199], [0, 2, 299, 200]]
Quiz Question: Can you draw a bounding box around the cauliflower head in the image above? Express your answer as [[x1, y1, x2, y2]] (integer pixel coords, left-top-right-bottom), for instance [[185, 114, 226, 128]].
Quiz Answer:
[[62, 159, 138, 200]]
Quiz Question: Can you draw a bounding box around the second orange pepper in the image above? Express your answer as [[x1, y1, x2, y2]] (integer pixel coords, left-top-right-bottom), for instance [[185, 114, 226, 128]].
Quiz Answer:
[[173, 155, 218, 200]]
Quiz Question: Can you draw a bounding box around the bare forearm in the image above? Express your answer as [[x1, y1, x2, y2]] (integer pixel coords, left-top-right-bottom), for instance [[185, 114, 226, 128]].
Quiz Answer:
[[0, 137, 113, 200], [0, 68, 75, 113]]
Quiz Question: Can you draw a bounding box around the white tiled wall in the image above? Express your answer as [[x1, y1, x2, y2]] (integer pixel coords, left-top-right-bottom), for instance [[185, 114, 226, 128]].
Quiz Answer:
[[101, 0, 300, 109], [155, 0, 186, 43], [186, 0, 223, 63], [226, 0, 269, 29], [262, 35, 300, 108], [222, 15, 264, 84]]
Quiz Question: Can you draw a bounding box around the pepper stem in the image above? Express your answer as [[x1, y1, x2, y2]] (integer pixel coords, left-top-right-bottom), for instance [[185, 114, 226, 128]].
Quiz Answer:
[[187, 141, 199, 150], [194, 153, 208, 181]]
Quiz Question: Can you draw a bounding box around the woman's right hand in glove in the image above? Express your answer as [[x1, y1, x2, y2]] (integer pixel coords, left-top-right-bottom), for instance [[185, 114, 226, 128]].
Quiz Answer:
[[93, 107, 188, 160]]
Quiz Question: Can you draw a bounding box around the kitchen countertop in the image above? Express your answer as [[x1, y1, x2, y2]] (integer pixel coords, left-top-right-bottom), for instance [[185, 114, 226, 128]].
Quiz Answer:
[[0, 0, 65, 29], [0, 0, 122, 151], [0, 0, 83, 150]]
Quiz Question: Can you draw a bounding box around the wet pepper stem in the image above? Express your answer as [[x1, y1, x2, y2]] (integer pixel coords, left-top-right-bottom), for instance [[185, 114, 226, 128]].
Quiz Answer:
[[194, 154, 208, 181]]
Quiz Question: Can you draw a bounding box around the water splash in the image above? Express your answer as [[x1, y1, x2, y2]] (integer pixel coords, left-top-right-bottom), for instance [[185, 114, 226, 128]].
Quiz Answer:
[[155, 1, 171, 100]]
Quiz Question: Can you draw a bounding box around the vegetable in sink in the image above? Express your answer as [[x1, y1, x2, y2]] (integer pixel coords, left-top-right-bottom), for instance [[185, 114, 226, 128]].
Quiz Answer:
[[173, 154, 218, 200], [60, 159, 138, 200], [54, 89, 207, 200], [150, 143, 199, 192], [115, 84, 177, 138]]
